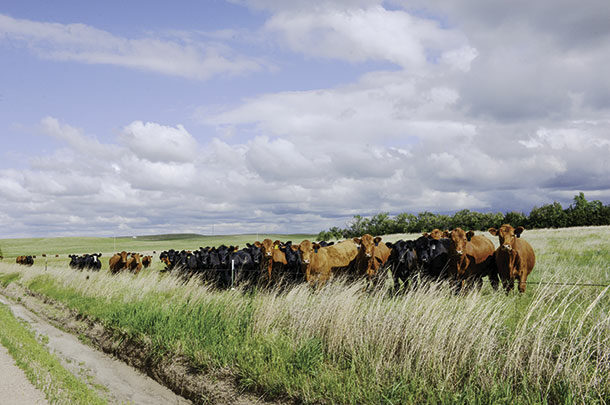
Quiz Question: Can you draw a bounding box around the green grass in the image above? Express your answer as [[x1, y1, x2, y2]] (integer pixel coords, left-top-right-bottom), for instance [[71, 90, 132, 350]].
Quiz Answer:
[[1, 226, 609, 404], [0, 302, 107, 405]]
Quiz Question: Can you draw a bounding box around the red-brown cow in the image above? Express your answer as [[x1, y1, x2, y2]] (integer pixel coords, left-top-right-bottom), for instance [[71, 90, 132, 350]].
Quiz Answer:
[[352, 234, 391, 282], [141, 255, 152, 269], [256, 239, 287, 284], [488, 225, 536, 293], [126, 253, 143, 275], [109, 251, 129, 274], [301, 239, 360, 287], [448, 228, 496, 290]]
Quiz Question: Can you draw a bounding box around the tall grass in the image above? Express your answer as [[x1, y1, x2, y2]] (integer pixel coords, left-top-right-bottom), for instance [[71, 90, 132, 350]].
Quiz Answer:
[[1, 226, 609, 404]]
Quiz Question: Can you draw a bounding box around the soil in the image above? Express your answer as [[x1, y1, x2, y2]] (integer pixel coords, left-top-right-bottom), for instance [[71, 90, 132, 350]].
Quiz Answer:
[[0, 283, 289, 405]]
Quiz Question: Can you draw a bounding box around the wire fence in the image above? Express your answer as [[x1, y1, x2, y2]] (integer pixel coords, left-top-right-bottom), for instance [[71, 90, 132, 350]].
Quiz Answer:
[[524, 281, 610, 288]]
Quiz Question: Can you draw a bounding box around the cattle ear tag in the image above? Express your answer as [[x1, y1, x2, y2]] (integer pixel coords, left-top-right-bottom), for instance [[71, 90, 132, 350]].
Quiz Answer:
[[314, 248, 318, 253], [274, 245, 279, 249], [374, 242, 379, 246]]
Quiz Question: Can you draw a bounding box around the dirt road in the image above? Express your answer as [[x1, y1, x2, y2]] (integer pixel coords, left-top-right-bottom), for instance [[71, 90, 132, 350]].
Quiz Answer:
[[0, 296, 192, 405], [0, 343, 49, 405]]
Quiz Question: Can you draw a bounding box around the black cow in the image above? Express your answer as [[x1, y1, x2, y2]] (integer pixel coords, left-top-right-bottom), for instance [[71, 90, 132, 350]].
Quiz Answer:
[[385, 240, 417, 291], [279, 242, 304, 285], [69, 253, 102, 271]]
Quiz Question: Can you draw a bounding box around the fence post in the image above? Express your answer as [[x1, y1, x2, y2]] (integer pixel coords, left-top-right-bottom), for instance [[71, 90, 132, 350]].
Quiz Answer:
[[231, 259, 235, 289]]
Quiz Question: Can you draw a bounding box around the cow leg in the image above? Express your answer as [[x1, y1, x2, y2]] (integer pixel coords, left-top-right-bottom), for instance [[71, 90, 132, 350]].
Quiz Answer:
[[502, 277, 514, 294], [518, 273, 527, 293]]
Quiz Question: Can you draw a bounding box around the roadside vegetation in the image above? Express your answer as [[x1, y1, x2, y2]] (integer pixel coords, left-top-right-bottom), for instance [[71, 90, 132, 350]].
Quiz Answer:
[[1, 226, 609, 404], [0, 300, 107, 405]]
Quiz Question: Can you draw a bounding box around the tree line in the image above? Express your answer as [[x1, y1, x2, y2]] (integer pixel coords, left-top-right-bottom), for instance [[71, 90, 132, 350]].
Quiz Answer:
[[317, 193, 610, 240]]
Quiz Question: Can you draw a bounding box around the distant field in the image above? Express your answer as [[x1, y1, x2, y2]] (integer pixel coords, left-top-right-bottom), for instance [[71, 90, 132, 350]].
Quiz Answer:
[[1, 226, 609, 404]]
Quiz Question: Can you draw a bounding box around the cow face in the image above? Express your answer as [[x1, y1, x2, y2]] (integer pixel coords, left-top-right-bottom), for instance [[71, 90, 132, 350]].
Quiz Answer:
[[449, 228, 474, 256], [354, 234, 380, 258], [424, 229, 445, 240], [246, 244, 263, 266], [298, 240, 314, 265], [280, 243, 301, 268], [260, 239, 274, 258], [414, 236, 432, 264], [489, 224, 524, 252], [389, 240, 416, 268]]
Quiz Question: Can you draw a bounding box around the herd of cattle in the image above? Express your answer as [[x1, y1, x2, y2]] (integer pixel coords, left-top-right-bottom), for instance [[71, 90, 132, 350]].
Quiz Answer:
[[9, 224, 535, 293], [156, 224, 535, 293]]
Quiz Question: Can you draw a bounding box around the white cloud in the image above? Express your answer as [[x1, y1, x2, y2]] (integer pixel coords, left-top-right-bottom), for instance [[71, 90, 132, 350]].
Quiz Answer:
[[0, 13, 264, 80], [262, 4, 475, 71], [119, 121, 199, 163]]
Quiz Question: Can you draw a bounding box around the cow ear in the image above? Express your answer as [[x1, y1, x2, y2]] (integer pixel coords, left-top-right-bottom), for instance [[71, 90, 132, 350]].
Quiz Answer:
[[466, 231, 475, 241], [374, 236, 382, 246], [442, 230, 450, 238], [291, 244, 299, 251], [515, 226, 525, 237], [274, 240, 282, 245], [422, 232, 429, 238], [488, 228, 498, 236], [353, 237, 361, 245], [385, 242, 394, 248], [253, 241, 261, 248], [313, 243, 321, 253]]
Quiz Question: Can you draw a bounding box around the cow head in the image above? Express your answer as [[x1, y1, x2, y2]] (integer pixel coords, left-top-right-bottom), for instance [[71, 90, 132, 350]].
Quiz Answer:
[[280, 242, 301, 268], [246, 243, 263, 266], [489, 224, 524, 252], [449, 228, 474, 256], [260, 239, 274, 258], [414, 236, 433, 264], [298, 240, 314, 267], [424, 229, 445, 240], [353, 234, 381, 258]]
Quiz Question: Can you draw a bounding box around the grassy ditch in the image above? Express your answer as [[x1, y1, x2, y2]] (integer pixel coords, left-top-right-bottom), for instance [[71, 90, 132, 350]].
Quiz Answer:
[[0, 301, 106, 404], [1, 226, 609, 404]]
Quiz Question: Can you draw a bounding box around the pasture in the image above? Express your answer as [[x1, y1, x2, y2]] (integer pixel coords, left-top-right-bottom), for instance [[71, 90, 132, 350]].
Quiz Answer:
[[0, 226, 609, 404]]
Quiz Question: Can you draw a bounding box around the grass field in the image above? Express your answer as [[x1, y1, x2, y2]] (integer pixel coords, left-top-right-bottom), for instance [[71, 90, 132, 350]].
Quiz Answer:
[[0, 226, 609, 404]]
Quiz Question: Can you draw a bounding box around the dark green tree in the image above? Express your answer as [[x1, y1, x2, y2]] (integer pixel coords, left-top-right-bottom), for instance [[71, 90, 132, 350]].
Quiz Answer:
[[528, 202, 568, 228], [503, 211, 528, 228]]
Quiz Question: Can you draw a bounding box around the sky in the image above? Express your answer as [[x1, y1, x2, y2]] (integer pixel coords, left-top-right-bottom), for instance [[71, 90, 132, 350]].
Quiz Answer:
[[1, 0, 609, 238]]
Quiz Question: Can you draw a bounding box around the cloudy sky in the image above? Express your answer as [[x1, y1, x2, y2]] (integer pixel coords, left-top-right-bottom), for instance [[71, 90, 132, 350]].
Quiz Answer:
[[1, 0, 609, 238]]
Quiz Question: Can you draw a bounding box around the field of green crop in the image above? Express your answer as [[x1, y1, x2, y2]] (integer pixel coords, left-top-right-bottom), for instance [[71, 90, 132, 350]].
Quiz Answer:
[[1, 226, 609, 404]]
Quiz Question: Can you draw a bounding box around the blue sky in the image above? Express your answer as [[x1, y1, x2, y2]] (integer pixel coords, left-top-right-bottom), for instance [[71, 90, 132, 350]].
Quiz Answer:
[[1, 0, 610, 238]]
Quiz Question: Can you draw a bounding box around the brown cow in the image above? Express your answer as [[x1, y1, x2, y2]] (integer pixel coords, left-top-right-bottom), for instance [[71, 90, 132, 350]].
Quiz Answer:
[[257, 239, 288, 284], [352, 234, 391, 282], [302, 239, 360, 287], [448, 228, 496, 290], [126, 253, 143, 275], [488, 225, 536, 293], [109, 251, 129, 274], [141, 255, 152, 269]]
